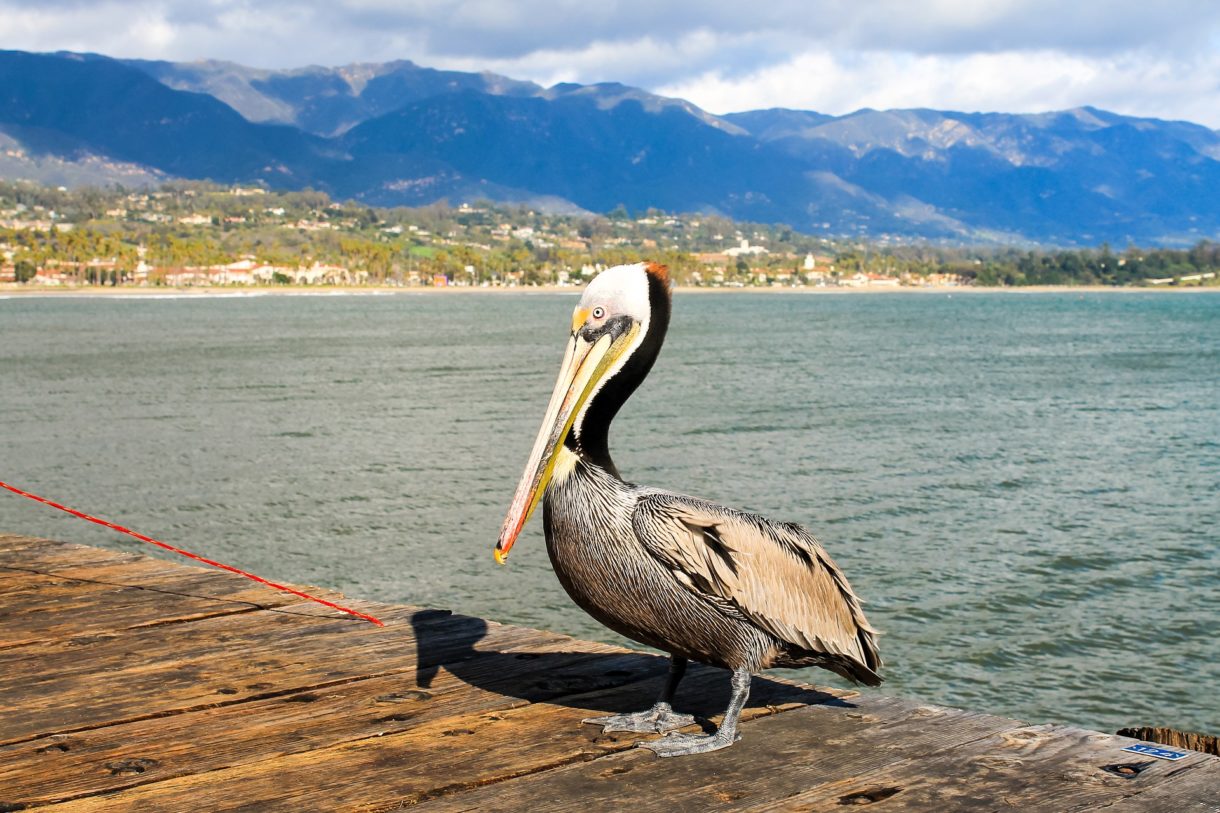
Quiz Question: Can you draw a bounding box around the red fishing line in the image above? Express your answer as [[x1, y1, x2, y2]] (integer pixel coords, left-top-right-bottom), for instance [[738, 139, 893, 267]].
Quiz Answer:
[[0, 480, 384, 627]]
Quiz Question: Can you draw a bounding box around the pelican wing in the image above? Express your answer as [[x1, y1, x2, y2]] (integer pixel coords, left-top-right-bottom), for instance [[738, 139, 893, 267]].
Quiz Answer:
[[633, 493, 881, 683]]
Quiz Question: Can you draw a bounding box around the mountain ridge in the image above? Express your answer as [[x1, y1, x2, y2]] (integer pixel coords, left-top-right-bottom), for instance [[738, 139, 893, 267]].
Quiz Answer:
[[2, 49, 1219, 245]]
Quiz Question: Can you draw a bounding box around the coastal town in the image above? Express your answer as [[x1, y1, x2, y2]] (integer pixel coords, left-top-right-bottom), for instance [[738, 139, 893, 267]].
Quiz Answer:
[[2, 181, 1217, 289]]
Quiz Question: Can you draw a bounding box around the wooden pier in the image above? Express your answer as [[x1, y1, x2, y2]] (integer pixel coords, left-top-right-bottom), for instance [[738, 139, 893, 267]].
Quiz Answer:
[[1, 532, 1216, 811]]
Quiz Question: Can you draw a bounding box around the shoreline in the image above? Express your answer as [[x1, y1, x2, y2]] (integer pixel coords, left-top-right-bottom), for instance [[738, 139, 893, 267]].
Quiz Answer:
[[1, 283, 1217, 298]]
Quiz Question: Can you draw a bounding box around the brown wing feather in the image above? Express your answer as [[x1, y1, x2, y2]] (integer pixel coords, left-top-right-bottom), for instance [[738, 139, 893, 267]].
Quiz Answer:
[[633, 493, 882, 684]]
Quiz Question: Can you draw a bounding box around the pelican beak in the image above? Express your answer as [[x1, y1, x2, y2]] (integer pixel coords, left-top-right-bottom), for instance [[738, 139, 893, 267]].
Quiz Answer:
[[495, 311, 639, 564]]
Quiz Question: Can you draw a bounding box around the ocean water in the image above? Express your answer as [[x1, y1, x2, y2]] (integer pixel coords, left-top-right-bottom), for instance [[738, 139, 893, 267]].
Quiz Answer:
[[1, 290, 1216, 736]]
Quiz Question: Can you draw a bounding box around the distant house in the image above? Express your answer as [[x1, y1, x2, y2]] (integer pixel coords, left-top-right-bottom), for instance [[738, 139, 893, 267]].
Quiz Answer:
[[251, 264, 293, 284], [159, 267, 209, 286], [725, 239, 769, 257], [311, 263, 354, 284], [286, 263, 349, 284], [294, 219, 334, 231], [210, 260, 257, 285], [34, 268, 71, 286]]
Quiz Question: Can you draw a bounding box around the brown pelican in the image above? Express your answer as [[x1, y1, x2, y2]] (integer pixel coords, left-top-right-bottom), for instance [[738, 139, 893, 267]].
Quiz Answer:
[[495, 262, 881, 757]]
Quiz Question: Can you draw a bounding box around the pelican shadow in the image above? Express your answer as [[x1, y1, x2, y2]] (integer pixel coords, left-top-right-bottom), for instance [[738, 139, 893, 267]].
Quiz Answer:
[[408, 608, 854, 724]]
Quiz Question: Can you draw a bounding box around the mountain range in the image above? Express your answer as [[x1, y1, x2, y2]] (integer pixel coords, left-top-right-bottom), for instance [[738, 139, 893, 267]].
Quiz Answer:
[[2, 49, 1219, 245]]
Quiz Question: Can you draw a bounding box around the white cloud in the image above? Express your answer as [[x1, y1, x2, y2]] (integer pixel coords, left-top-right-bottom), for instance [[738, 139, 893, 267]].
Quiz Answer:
[[655, 48, 1220, 126], [0, 3, 181, 60], [427, 28, 760, 91], [1, 0, 1219, 126]]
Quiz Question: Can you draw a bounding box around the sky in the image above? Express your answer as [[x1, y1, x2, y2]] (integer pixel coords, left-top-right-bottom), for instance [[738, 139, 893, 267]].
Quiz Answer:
[[3, 0, 1220, 127]]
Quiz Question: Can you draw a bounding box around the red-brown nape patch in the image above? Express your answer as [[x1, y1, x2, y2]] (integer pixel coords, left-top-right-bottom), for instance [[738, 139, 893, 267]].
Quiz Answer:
[[644, 262, 670, 287]]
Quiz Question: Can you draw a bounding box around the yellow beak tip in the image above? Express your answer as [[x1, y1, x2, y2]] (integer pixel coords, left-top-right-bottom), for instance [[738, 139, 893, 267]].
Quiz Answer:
[[494, 548, 508, 565]]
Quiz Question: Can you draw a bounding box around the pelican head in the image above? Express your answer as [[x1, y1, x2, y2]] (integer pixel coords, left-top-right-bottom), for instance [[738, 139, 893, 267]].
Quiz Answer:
[[495, 262, 671, 563]]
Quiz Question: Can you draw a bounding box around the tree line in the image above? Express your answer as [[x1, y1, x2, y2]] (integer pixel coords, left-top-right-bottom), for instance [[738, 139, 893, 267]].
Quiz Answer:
[[3, 181, 1218, 287]]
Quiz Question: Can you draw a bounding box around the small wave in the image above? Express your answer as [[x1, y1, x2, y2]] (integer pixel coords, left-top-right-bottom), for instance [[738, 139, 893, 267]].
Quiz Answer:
[[682, 424, 791, 436], [53, 292, 274, 300], [216, 383, 290, 391]]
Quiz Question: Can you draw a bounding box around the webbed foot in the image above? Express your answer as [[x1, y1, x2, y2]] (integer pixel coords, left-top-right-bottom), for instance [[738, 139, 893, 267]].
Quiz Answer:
[[637, 728, 741, 757], [581, 702, 696, 734]]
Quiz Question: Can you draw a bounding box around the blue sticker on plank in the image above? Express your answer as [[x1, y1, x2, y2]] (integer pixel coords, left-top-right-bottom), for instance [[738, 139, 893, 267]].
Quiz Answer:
[[1121, 743, 1190, 761]]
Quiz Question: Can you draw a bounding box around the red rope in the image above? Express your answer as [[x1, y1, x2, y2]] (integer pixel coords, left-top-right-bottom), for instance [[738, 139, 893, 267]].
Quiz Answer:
[[0, 480, 384, 627]]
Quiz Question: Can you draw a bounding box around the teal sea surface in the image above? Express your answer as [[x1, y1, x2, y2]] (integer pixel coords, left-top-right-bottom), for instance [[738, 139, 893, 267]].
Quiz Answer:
[[1, 290, 1217, 735]]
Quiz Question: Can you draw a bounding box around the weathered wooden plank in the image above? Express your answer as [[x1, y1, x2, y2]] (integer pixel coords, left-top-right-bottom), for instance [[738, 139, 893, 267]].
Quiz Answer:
[[0, 535, 356, 649], [407, 694, 1019, 812], [6, 537, 1208, 813], [0, 564, 302, 650], [0, 604, 559, 745], [1091, 755, 1220, 812], [0, 573, 179, 647], [39, 553, 345, 601], [0, 536, 320, 602], [0, 533, 59, 552], [0, 533, 117, 556], [0, 635, 663, 807], [0, 569, 49, 594], [745, 724, 1220, 812], [0, 536, 144, 572], [29, 666, 823, 813]]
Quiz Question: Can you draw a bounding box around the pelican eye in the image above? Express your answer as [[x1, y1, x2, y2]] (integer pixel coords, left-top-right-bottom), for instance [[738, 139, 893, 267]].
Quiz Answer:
[[592, 306, 606, 319]]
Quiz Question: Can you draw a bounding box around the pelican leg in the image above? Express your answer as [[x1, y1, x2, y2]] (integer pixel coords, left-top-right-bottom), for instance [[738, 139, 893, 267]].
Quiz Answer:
[[582, 655, 697, 733], [640, 667, 750, 757]]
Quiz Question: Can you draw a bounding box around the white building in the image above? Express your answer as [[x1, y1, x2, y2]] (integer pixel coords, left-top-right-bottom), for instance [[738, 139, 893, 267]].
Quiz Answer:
[[725, 239, 769, 258]]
